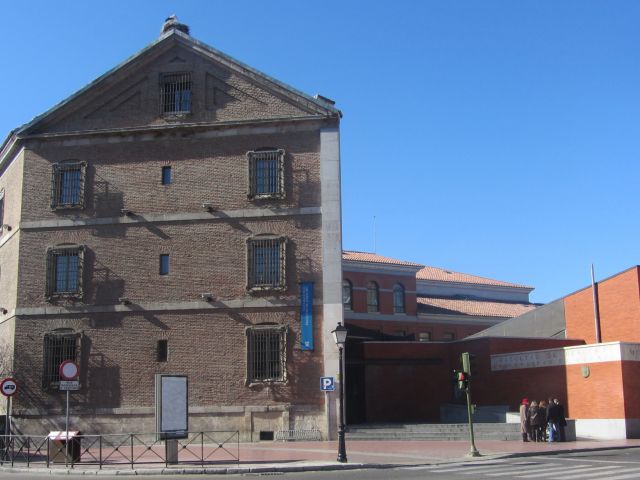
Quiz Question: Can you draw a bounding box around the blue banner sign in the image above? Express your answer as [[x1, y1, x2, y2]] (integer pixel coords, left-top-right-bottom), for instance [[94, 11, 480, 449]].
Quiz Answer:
[[300, 282, 314, 351]]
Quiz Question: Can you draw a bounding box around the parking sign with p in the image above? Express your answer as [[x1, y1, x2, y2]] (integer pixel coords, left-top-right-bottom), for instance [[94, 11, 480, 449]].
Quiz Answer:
[[320, 376, 335, 391]]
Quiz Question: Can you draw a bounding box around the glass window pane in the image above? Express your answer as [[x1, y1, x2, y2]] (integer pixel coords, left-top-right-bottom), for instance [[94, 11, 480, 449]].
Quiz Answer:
[[162, 166, 172, 185], [160, 254, 170, 275]]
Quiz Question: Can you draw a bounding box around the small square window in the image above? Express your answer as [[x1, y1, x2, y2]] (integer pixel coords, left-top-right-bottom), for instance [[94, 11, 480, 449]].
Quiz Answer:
[[442, 332, 456, 342], [162, 166, 172, 185], [161, 73, 191, 114], [51, 162, 87, 210], [247, 149, 285, 199], [42, 329, 81, 389], [157, 340, 168, 362], [46, 246, 85, 299], [247, 237, 286, 290], [246, 326, 287, 383], [159, 254, 170, 275]]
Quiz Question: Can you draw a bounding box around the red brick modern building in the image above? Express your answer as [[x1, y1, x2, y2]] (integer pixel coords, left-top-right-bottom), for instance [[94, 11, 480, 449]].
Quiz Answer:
[[342, 251, 537, 342], [350, 265, 640, 439], [0, 18, 344, 440]]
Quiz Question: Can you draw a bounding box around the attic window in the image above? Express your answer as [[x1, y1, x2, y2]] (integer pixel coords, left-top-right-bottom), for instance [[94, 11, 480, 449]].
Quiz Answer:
[[161, 73, 191, 114]]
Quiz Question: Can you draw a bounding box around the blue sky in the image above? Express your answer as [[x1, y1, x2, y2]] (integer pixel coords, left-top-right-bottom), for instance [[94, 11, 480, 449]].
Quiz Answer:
[[2, 1, 639, 303]]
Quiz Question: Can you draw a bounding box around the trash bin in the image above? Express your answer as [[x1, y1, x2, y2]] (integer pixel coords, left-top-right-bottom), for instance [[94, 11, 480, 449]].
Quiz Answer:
[[48, 431, 81, 463]]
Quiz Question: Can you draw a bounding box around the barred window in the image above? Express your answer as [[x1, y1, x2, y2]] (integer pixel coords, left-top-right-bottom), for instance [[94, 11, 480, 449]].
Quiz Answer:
[[246, 326, 287, 383], [46, 245, 85, 299], [43, 329, 81, 389], [51, 162, 86, 209], [247, 236, 286, 290], [393, 283, 405, 313], [161, 73, 191, 114], [342, 279, 353, 310], [367, 281, 379, 313], [247, 149, 285, 199]]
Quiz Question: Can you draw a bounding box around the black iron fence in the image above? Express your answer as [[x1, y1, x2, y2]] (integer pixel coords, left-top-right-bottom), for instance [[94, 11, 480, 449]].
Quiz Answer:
[[0, 431, 240, 469]]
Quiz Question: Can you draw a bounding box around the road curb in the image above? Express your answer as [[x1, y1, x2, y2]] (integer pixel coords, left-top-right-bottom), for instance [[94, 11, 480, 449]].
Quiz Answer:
[[1, 445, 640, 475]]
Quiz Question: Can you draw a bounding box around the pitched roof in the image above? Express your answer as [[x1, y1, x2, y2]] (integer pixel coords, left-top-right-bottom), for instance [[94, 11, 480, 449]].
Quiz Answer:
[[416, 266, 532, 290], [3, 27, 339, 150], [417, 296, 538, 318], [342, 251, 424, 268]]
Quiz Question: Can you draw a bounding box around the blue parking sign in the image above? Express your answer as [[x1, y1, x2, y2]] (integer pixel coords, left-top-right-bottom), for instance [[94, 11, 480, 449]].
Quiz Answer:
[[320, 376, 335, 391]]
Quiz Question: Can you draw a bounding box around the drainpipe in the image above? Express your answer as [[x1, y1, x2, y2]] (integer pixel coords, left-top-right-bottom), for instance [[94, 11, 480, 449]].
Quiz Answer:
[[591, 264, 602, 343]]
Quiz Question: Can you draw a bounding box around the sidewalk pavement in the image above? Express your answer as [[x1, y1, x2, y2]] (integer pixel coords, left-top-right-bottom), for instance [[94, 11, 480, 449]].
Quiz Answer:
[[3, 438, 640, 475]]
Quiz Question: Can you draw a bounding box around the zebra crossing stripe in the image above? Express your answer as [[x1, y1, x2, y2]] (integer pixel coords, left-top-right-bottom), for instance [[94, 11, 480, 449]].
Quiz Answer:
[[561, 466, 640, 480], [485, 464, 586, 477], [514, 465, 612, 478], [577, 470, 640, 480], [430, 461, 534, 473]]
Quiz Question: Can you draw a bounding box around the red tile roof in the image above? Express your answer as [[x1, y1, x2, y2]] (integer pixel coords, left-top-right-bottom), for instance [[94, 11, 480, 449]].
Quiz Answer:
[[416, 266, 532, 289], [417, 297, 538, 318], [342, 251, 424, 268]]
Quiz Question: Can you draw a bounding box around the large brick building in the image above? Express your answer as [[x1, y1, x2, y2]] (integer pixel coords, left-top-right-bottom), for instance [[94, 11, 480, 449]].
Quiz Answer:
[[341, 251, 537, 342], [0, 18, 343, 439]]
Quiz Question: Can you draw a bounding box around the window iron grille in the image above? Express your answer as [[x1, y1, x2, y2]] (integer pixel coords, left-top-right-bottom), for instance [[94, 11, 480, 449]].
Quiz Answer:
[[367, 281, 379, 312], [393, 283, 405, 313], [342, 280, 353, 310], [161, 73, 191, 114], [247, 149, 285, 199], [42, 330, 81, 389], [51, 162, 86, 210], [247, 237, 286, 290], [246, 326, 287, 383], [46, 246, 85, 299]]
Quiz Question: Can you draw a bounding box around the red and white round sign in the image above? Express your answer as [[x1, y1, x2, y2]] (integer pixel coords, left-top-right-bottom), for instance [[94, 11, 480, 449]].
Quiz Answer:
[[0, 377, 18, 397], [59, 361, 79, 381]]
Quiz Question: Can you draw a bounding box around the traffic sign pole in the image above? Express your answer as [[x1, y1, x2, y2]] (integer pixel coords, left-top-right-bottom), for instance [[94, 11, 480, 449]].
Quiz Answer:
[[58, 361, 79, 468], [65, 390, 69, 467]]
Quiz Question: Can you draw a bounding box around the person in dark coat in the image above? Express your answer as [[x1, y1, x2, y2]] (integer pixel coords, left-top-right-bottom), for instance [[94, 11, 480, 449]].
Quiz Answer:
[[547, 398, 561, 441], [554, 398, 567, 441], [528, 400, 543, 442]]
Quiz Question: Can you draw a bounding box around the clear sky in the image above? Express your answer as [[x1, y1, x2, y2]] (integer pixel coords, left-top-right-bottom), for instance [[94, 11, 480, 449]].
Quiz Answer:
[[2, 1, 639, 303]]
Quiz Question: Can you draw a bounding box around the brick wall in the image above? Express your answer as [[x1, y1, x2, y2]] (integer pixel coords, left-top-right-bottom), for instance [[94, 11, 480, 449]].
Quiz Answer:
[[37, 42, 311, 134], [343, 270, 417, 316], [564, 267, 640, 343], [13, 308, 325, 413], [345, 318, 492, 341], [22, 130, 320, 222]]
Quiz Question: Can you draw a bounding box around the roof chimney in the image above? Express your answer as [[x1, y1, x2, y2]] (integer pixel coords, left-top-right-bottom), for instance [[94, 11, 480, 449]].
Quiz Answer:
[[161, 15, 190, 35]]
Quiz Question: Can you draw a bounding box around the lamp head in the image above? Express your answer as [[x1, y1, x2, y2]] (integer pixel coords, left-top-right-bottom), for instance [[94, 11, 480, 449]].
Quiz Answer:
[[332, 322, 348, 347]]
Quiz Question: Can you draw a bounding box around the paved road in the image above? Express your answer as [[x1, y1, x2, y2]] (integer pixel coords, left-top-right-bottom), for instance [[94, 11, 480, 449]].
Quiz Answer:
[[1, 448, 640, 479]]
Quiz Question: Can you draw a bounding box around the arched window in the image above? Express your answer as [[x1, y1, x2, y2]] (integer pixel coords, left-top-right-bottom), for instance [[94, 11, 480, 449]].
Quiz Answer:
[[367, 281, 379, 313], [393, 283, 405, 313], [342, 279, 353, 310]]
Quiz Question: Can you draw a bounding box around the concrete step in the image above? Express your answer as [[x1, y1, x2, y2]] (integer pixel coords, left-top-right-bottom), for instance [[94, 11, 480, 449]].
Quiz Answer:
[[346, 423, 521, 441]]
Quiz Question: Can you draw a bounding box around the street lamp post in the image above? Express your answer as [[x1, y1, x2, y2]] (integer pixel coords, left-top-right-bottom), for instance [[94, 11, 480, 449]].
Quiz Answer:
[[332, 322, 348, 463]]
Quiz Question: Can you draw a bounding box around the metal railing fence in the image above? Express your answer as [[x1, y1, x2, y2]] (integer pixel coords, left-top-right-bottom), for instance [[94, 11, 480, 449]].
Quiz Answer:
[[0, 431, 239, 469]]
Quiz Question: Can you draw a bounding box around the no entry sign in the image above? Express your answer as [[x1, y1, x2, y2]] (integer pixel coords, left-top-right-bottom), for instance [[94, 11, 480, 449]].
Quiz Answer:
[[0, 377, 18, 397], [59, 361, 79, 381]]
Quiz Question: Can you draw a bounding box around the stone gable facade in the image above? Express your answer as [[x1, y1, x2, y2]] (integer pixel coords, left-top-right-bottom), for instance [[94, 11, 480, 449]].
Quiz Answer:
[[0, 22, 343, 441]]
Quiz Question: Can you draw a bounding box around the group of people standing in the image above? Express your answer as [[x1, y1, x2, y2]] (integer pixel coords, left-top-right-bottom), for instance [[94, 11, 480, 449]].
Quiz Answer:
[[519, 397, 567, 442]]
